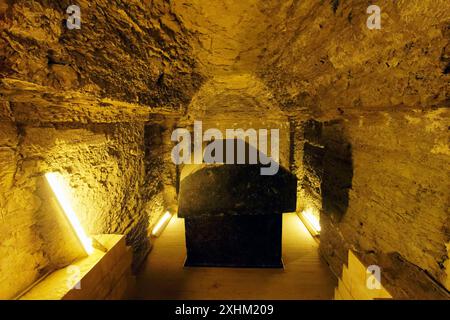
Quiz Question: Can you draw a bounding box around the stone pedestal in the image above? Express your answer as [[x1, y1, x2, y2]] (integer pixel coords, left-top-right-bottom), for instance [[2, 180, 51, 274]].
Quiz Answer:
[[184, 214, 283, 267]]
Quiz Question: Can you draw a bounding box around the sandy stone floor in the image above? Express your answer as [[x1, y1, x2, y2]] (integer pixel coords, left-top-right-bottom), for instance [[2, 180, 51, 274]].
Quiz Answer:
[[135, 213, 337, 300]]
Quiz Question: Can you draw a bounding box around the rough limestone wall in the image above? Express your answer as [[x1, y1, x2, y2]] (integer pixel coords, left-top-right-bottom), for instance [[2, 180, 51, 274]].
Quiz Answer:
[[0, 0, 206, 300], [296, 109, 449, 298], [319, 109, 449, 298], [296, 120, 324, 222], [0, 0, 203, 108], [142, 121, 181, 235], [142, 123, 167, 231], [289, 120, 304, 213], [161, 123, 180, 214], [0, 109, 41, 300], [257, 0, 450, 297], [258, 0, 450, 118], [0, 109, 150, 299], [1, 0, 448, 300]]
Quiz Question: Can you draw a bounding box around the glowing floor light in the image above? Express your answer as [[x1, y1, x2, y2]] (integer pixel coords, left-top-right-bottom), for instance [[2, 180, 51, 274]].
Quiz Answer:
[[152, 211, 173, 237], [45, 172, 93, 255], [301, 208, 321, 235]]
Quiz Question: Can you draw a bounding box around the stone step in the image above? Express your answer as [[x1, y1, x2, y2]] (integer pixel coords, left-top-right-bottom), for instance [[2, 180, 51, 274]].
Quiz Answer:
[[20, 234, 134, 300], [334, 250, 392, 300]]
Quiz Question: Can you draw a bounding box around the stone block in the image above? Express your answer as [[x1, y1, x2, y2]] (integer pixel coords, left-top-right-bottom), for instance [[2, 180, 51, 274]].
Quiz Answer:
[[179, 163, 297, 218], [184, 214, 283, 268], [20, 234, 134, 300]]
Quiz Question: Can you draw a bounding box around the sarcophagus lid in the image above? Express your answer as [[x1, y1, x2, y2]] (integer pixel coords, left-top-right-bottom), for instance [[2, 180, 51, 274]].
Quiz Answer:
[[178, 140, 297, 218]]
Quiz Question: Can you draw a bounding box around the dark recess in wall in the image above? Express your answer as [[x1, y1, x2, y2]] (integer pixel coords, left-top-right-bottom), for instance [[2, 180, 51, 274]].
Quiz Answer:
[[331, 0, 340, 13], [127, 216, 150, 273], [321, 120, 353, 223], [302, 119, 354, 223]]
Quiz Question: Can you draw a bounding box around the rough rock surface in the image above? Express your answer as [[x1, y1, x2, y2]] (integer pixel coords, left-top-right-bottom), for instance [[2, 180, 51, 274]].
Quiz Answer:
[[0, 0, 204, 108], [318, 109, 450, 298], [0, 118, 149, 299], [258, 0, 450, 118], [0, 0, 449, 299], [299, 108, 449, 298]]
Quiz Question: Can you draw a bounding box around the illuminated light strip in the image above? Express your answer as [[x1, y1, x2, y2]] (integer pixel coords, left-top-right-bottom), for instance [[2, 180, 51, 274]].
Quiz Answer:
[[152, 211, 173, 237], [301, 208, 321, 235], [45, 172, 94, 255]]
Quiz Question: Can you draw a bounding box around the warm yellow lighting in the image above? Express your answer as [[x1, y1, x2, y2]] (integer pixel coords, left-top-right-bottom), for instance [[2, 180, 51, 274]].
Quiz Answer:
[[152, 211, 173, 237], [301, 208, 321, 234], [45, 172, 93, 255]]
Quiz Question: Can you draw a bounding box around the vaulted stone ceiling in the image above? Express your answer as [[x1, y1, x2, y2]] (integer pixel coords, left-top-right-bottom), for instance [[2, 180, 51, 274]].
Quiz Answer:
[[0, 0, 449, 301], [171, 0, 270, 75], [1, 0, 449, 121], [0, 0, 203, 112], [258, 0, 450, 119], [185, 74, 285, 121]]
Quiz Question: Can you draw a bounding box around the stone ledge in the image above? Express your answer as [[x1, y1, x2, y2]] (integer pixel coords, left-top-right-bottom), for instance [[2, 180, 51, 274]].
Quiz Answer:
[[19, 234, 135, 300], [334, 250, 392, 300], [0, 79, 181, 124]]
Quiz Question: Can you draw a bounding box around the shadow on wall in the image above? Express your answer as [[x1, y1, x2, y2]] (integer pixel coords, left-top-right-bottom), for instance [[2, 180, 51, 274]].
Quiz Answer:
[[321, 120, 353, 222], [302, 119, 354, 222]]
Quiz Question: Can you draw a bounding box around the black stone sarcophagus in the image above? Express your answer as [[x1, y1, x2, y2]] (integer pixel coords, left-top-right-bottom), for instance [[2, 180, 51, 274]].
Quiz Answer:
[[178, 141, 297, 268]]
